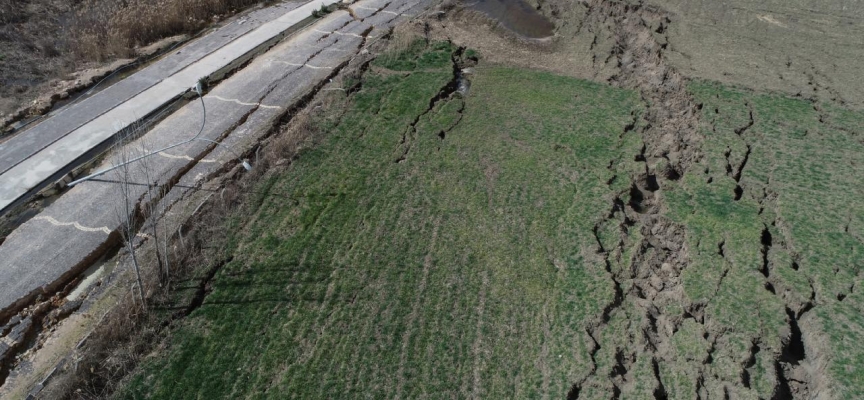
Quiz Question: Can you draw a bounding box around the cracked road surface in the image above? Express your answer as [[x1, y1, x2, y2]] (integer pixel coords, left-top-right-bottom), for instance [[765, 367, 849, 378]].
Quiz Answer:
[[0, 0, 339, 214], [0, 0, 434, 323]]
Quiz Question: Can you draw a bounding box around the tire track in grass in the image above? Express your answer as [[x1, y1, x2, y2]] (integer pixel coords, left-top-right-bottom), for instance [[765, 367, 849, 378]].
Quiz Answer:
[[539, 286, 554, 400], [301, 150, 397, 394], [395, 216, 441, 398], [370, 191, 424, 395], [333, 192, 406, 395], [303, 221, 364, 368], [471, 269, 489, 398]]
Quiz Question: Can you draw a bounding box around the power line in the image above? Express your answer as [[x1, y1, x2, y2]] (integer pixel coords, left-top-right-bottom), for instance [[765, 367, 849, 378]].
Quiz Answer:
[[87, 177, 307, 203]]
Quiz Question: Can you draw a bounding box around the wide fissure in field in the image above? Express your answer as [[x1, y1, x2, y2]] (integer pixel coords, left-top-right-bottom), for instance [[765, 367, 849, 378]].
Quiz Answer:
[[122, 42, 645, 398]]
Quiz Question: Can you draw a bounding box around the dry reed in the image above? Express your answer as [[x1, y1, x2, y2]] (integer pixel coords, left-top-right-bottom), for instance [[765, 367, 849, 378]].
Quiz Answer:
[[70, 0, 267, 61]]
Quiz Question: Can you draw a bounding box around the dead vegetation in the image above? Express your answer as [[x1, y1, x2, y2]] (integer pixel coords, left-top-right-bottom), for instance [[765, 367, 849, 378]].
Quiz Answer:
[[69, 0, 267, 61], [0, 0, 267, 128]]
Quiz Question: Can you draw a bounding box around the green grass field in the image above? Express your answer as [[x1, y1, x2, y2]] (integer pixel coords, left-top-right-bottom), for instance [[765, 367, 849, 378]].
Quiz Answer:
[[663, 81, 864, 398], [120, 42, 645, 398], [117, 41, 864, 399]]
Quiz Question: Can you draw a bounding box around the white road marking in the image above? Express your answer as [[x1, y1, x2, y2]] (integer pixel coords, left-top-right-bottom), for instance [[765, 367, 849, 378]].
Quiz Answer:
[[277, 61, 334, 70], [34, 216, 158, 238], [158, 152, 217, 163], [33, 216, 112, 235], [207, 95, 282, 110]]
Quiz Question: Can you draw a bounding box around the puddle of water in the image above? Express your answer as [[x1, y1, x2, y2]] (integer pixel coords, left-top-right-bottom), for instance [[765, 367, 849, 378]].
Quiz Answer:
[[66, 258, 116, 302], [464, 0, 555, 39], [458, 68, 473, 95]]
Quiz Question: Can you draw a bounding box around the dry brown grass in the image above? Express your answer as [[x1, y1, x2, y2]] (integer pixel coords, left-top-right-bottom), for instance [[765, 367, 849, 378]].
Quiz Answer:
[[0, 0, 268, 124], [374, 23, 425, 66], [38, 193, 238, 399], [249, 86, 349, 182], [392, 24, 423, 52], [255, 111, 314, 174], [70, 0, 268, 61]]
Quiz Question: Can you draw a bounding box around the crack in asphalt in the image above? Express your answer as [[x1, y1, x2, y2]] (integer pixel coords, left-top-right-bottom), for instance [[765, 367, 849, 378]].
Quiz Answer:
[[207, 95, 283, 109]]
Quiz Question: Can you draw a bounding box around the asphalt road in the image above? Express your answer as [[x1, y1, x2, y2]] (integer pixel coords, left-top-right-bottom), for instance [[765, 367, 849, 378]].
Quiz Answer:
[[0, 2, 304, 176], [0, 0, 434, 322], [0, 0, 340, 215]]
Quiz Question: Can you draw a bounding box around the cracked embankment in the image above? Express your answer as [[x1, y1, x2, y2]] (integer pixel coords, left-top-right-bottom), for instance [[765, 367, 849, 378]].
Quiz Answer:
[[701, 90, 820, 398], [570, 0, 703, 396], [561, 0, 828, 398], [563, 0, 807, 398]]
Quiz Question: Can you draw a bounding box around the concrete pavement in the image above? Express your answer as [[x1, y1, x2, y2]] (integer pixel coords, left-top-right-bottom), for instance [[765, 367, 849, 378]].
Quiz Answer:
[[0, 0, 435, 323], [0, 0, 341, 215], [0, 1, 305, 177]]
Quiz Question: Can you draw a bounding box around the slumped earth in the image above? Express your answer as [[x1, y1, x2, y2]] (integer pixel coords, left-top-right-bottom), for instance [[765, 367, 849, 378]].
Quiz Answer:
[[119, 39, 864, 399]]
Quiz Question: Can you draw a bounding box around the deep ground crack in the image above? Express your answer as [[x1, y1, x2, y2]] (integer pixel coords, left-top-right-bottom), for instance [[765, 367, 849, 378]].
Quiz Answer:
[[572, 0, 707, 397], [395, 44, 464, 163]]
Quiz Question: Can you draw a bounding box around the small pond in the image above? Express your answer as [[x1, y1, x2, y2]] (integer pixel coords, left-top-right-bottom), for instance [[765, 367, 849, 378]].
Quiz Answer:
[[464, 0, 555, 39]]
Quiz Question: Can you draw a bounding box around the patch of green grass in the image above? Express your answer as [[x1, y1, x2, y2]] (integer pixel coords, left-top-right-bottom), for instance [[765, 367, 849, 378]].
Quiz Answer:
[[665, 80, 864, 397], [464, 48, 480, 60], [311, 4, 334, 18], [118, 43, 644, 398]]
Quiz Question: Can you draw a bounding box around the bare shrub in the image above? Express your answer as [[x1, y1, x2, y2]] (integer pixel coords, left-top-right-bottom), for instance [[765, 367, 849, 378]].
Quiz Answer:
[[70, 0, 266, 61]]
